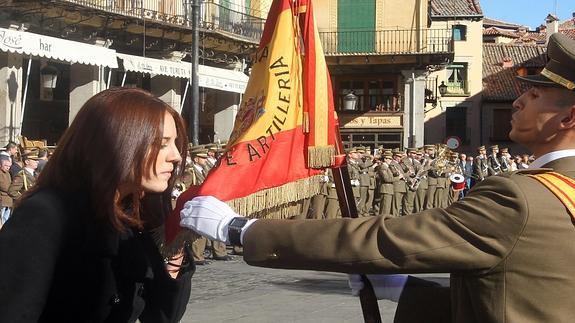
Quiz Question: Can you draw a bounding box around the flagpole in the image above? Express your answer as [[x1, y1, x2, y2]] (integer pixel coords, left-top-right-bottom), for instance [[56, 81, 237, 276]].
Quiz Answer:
[[190, 0, 200, 145]]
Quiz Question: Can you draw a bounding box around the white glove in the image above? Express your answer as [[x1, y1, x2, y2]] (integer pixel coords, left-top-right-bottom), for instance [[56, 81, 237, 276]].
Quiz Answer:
[[351, 179, 360, 186], [180, 196, 240, 244], [348, 274, 408, 302], [171, 188, 182, 199]]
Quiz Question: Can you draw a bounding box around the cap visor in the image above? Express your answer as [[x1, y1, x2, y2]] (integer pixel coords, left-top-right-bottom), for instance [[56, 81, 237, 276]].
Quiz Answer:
[[516, 74, 563, 87]]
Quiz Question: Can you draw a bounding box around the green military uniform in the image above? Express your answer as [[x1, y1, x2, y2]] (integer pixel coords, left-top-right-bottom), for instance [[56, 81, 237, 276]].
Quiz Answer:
[[390, 152, 408, 216], [377, 151, 394, 216], [414, 150, 429, 212], [324, 169, 340, 219], [401, 149, 420, 215]]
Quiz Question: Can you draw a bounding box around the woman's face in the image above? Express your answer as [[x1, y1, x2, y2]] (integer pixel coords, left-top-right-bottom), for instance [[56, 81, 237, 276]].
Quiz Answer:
[[141, 113, 182, 193]]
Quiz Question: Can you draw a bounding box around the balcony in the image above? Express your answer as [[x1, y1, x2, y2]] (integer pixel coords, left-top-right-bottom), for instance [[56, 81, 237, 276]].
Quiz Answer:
[[337, 93, 402, 113], [200, 1, 265, 41], [443, 80, 470, 96], [57, 0, 265, 42], [319, 28, 453, 56]]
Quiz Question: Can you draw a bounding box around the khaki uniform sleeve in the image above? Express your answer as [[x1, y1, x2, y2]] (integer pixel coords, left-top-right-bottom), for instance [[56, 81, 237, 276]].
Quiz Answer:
[[243, 174, 528, 274], [8, 174, 23, 199]]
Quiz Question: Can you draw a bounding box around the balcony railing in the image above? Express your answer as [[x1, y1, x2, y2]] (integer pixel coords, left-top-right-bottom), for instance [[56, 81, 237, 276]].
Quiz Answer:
[[444, 80, 469, 96], [337, 94, 402, 113], [319, 28, 453, 56], [200, 2, 265, 41], [58, 0, 265, 42]]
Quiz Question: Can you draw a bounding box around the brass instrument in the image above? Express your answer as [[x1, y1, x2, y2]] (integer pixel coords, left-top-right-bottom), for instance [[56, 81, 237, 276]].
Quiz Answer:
[[408, 157, 429, 191], [431, 144, 452, 176]]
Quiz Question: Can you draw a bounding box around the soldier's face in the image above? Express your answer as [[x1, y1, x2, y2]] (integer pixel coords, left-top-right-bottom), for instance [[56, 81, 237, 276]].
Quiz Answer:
[[141, 113, 182, 193], [511, 86, 575, 150]]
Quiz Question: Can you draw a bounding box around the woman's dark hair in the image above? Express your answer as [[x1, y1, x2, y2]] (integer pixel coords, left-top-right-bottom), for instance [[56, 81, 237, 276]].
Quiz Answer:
[[22, 88, 188, 231]]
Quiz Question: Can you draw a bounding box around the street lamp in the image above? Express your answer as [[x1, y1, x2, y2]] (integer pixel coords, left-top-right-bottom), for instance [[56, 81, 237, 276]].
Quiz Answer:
[[342, 91, 358, 111], [438, 81, 448, 97]]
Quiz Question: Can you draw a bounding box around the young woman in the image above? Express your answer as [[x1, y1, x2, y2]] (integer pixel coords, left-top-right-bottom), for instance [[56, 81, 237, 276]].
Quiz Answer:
[[0, 88, 193, 322]]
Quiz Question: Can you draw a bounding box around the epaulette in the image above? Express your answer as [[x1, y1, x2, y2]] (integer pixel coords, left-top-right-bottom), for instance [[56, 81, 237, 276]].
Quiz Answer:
[[513, 168, 553, 175]]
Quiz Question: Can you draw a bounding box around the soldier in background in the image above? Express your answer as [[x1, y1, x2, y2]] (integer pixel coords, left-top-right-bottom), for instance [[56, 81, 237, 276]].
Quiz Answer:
[[499, 147, 512, 172], [0, 156, 12, 227], [189, 147, 231, 264], [324, 169, 341, 219], [424, 145, 437, 209], [205, 144, 218, 169], [447, 152, 464, 205], [310, 169, 329, 219], [366, 150, 377, 215], [377, 151, 394, 216], [390, 150, 408, 216], [487, 145, 502, 175], [471, 145, 490, 187], [402, 148, 420, 215], [8, 150, 39, 202], [414, 149, 429, 212], [355, 147, 373, 216], [346, 148, 361, 208]]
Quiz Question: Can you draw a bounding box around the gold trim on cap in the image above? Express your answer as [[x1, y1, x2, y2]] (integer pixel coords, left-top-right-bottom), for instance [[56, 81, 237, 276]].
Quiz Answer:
[[541, 68, 575, 90]]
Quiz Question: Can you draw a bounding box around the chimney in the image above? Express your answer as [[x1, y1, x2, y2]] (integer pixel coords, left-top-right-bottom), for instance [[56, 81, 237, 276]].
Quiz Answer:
[[545, 14, 559, 44]]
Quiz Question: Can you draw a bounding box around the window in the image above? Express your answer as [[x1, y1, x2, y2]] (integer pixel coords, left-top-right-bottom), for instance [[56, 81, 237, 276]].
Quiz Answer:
[[445, 106, 467, 143], [452, 25, 467, 41], [492, 109, 512, 141], [341, 131, 402, 150], [446, 63, 468, 95]]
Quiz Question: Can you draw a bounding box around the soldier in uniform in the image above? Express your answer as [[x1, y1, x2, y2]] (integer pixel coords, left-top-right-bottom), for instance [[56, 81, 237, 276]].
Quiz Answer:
[[346, 148, 361, 207], [390, 150, 408, 216], [309, 169, 328, 219], [205, 144, 218, 169], [402, 148, 420, 215], [471, 145, 490, 187], [499, 147, 511, 172], [189, 147, 231, 264], [182, 32, 575, 323], [366, 151, 377, 215], [324, 169, 340, 219], [414, 149, 429, 212], [423, 144, 437, 209], [356, 147, 373, 216], [8, 150, 39, 202], [447, 152, 464, 205], [487, 145, 502, 175], [377, 151, 394, 216]]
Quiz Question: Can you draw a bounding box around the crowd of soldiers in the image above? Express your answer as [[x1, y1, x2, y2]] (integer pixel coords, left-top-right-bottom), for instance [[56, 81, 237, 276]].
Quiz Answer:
[[305, 143, 533, 219], [0, 142, 49, 229]]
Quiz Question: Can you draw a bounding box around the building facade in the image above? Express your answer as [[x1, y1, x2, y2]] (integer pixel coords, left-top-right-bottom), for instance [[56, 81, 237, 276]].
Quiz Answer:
[[0, 0, 265, 145], [314, 0, 483, 152]]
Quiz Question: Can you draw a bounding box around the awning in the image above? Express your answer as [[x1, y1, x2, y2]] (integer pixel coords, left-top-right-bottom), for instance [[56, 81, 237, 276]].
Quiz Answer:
[[118, 53, 248, 94], [198, 64, 249, 94], [0, 28, 118, 68], [118, 53, 190, 79]]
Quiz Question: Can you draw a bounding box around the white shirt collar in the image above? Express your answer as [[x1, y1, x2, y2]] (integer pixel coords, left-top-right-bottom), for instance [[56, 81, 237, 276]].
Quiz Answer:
[[529, 149, 575, 169]]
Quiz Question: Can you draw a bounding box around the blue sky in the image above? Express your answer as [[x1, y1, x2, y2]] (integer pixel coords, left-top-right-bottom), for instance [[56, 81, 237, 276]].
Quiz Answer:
[[481, 0, 574, 29]]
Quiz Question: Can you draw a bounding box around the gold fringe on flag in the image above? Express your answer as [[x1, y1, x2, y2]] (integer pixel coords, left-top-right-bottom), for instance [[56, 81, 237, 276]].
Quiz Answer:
[[228, 174, 323, 218], [308, 145, 336, 168]]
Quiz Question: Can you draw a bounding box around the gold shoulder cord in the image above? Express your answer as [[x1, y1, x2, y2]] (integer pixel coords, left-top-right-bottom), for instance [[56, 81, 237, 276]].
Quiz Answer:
[[528, 172, 575, 222]]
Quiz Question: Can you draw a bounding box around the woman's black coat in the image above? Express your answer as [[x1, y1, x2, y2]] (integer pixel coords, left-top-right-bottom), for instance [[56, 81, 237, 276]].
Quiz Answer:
[[0, 188, 194, 322]]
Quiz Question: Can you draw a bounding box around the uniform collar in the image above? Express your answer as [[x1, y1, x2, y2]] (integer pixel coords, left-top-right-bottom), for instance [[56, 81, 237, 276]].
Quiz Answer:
[[529, 149, 575, 169]]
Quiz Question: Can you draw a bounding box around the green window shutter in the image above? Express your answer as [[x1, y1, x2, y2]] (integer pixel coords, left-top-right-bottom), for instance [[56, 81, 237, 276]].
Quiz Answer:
[[337, 0, 375, 53]]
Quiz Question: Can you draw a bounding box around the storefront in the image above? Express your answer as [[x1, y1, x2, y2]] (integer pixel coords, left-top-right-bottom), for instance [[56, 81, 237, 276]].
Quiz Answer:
[[0, 27, 117, 145], [339, 114, 404, 152]]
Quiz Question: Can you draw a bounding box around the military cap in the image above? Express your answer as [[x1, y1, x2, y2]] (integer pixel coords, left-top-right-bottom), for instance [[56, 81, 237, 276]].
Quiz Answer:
[[391, 148, 399, 153], [423, 144, 435, 149], [356, 146, 366, 153], [477, 145, 486, 151], [406, 147, 417, 153], [451, 152, 459, 157], [416, 150, 424, 155], [346, 147, 357, 154], [501, 147, 509, 153], [489, 145, 499, 150], [393, 150, 405, 156], [382, 151, 393, 158], [190, 146, 208, 158], [517, 33, 575, 90], [22, 150, 40, 160], [206, 144, 218, 151]]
